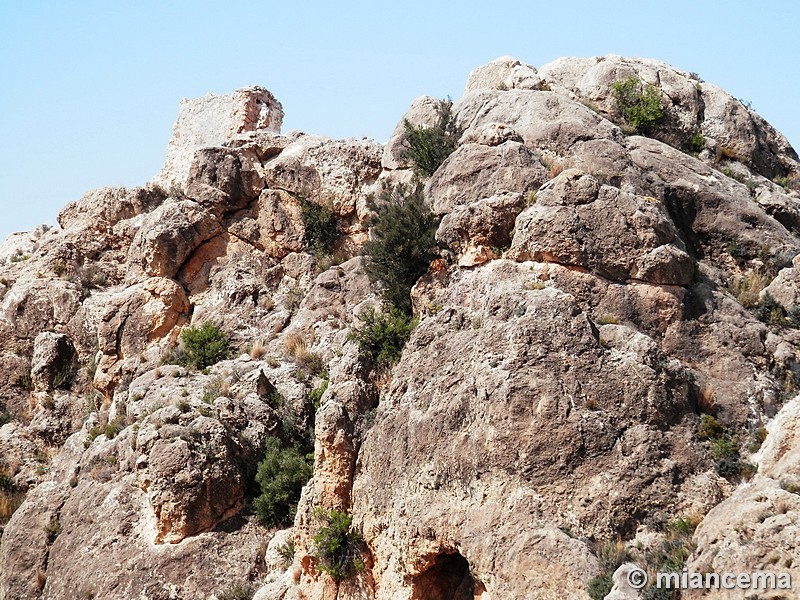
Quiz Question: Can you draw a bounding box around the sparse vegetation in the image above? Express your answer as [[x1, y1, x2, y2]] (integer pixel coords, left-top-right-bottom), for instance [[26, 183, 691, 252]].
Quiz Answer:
[[44, 517, 62, 543], [254, 437, 312, 527], [180, 322, 230, 370], [350, 306, 417, 369], [401, 98, 459, 177], [587, 539, 629, 600], [635, 516, 698, 599], [361, 181, 438, 314], [596, 314, 621, 325], [611, 76, 664, 135], [729, 270, 771, 309], [312, 509, 364, 582], [697, 414, 756, 480], [216, 583, 255, 600]]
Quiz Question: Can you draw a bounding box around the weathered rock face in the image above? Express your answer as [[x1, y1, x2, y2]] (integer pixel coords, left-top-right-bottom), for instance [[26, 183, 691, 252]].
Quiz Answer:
[[352, 260, 712, 599], [2, 55, 800, 600], [30, 332, 78, 392]]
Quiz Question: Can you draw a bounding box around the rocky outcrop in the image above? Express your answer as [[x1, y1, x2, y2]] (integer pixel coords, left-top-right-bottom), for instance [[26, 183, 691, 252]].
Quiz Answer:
[[154, 86, 284, 191], [2, 54, 800, 600]]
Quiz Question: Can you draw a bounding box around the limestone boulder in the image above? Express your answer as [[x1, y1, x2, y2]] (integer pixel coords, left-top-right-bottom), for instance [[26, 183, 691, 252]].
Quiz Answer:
[[435, 191, 525, 255], [509, 170, 692, 284], [463, 55, 543, 93], [538, 54, 800, 180], [261, 134, 382, 222], [763, 254, 800, 310], [425, 141, 546, 216], [453, 88, 621, 155]]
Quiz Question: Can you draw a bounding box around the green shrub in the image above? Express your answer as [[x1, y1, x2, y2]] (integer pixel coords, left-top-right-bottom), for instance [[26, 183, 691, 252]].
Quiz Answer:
[[755, 292, 787, 325], [611, 76, 664, 135], [254, 437, 312, 527], [689, 131, 706, 153], [401, 99, 459, 177], [361, 182, 438, 314], [697, 414, 723, 441], [277, 539, 296, 567], [312, 509, 364, 582], [300, 198, 338, 256], [350, 306, 417, 368], [180, 323, 230, 370], [587, 574, 613, 600], [309, 376, 329, 411]]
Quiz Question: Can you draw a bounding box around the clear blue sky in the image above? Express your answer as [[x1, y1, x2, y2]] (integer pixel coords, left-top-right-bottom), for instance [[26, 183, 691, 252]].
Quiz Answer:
[[1, 1, 798, 243]]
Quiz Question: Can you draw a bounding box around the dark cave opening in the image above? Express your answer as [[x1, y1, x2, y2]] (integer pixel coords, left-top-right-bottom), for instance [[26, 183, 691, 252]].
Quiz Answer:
[[410, 551, 485, 600]]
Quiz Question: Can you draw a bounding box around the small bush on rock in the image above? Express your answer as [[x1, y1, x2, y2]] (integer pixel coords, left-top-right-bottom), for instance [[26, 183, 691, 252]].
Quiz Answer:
[[351, 306, 417, 369], [180, 322, 230, 370], [312, 509, 364, 582], [300, 197, 338, 256], [254, 437, 312, 527], [362, 182, 438, 314], [587, 574, 613, 600], [611, 76, 664, 135], [401, 98, 459, 177]]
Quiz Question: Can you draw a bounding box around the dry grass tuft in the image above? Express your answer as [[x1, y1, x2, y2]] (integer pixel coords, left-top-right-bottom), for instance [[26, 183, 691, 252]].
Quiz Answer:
[[730, 270, 771, 309]]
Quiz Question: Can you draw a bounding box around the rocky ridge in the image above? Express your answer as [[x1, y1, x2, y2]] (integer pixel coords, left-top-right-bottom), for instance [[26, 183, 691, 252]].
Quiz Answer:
[[1, 55, 799, 600]]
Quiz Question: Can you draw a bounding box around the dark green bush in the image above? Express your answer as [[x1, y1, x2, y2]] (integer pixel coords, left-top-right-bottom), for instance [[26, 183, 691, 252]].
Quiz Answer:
[[611, 76, 664, 135], [350, 306, 417, 368], [361, 182, 438, 314], [587, 574, 613, 600], [180, 322, 230, 370], [254, 437, 312, 527], [312, 509, 364, 582], [300, 198, 338, 256], [755, 292, 787, 325], [689, 131, 706, 153], [401, 99, 459, 177]]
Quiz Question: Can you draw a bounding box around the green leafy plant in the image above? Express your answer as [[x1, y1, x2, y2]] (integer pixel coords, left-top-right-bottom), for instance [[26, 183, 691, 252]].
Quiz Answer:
[[254, 437, 312, 527], [312, 509, 364, 582], [277, 539, 296, 567], [361, 182, 438, 314], [300, 197, 338, 256], [401, 98, 459, 176], [587, 574, 613, 600], [689, 131, 706, 153], [309, 375, 329, 411], [350, 306, 417, 368], [611, 76, 664, 135], [180, 322, 230, 370]]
